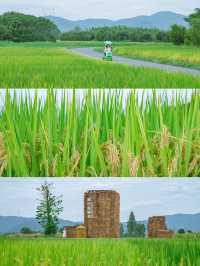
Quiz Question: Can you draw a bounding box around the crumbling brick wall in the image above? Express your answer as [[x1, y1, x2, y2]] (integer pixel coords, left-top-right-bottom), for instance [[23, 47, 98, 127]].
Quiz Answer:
[[65, 225, 87, 238], [156, 229, 174, 238], [84, 190, 120, 238], [147, 216, 174, 238], [76, 225, 87, 238], [65, 226, 77, 238]]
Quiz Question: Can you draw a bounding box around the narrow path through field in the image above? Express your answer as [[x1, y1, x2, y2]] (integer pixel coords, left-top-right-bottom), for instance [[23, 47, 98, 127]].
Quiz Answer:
[[70, 47, 200, 77]]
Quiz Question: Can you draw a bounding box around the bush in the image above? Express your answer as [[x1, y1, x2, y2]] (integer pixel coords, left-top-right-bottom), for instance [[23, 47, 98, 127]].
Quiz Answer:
[[178, 228, 185, 234], [20, 227, 33, 234]]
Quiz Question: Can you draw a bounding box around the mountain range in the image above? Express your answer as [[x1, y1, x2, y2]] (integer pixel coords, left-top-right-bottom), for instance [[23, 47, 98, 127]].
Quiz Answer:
[[0, 216, 78, 234], [0, 213, 199, 234], [46, 11, 189, 32]]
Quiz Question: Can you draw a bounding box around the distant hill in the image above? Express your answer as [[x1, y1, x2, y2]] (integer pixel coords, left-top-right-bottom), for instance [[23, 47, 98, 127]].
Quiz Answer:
[[123, 213, 200, 233], [1, 213, 200, 234], [0, 216, 79, 234], [166, 213, 200, 232], [46, 11, 188, 32]]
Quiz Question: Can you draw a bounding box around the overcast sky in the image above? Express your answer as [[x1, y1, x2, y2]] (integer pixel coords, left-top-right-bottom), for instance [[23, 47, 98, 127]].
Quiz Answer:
[[0, 0, 199, 20], [0, 178, 199, 222]]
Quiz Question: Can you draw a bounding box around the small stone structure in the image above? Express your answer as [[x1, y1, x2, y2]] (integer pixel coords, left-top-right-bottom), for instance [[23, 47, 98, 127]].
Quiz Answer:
[[63, 225, 87, 238], [147, 216, 174, 238], [156, 229, 174, 238], [84, 190, 120, 238]]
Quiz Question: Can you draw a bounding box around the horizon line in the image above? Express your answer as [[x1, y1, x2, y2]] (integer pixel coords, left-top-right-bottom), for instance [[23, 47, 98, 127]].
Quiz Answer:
[[1, 211, 199, 223], [0, 9, 189, 22]]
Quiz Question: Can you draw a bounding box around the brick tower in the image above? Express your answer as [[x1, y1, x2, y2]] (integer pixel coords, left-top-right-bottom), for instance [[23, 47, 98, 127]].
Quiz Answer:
[[84, 190, 120, 238]]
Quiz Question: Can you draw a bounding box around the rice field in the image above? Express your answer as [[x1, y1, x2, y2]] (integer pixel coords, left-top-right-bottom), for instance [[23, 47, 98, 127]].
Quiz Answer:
[[113, 43, 200, 69], [176, 233, 200, 239], [0, 237, 199, 266], [0, 40, 132, 48], [0, 89, 200, 177], [0, 44, 200, 87]]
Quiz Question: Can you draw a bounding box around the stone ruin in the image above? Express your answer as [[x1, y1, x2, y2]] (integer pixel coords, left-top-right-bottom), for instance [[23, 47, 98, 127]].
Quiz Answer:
[[63, 225, 87, 238], [64, 190, 120, 238], [147, 216, 174, 238], [84, 190, 120, 238]]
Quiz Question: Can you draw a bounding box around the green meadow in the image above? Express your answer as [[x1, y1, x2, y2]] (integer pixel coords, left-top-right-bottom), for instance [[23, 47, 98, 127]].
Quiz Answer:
[[0, 41, 200, 87], [0, 89, 200, 177], [0, 237, 199, 266]]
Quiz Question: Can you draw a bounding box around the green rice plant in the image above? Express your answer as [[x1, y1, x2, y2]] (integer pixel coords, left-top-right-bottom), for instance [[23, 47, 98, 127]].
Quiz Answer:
[[0, 40, 136, 48], [0, 46, 200, 87], [0, 89, 200, 177], [0, 237, 200, 266], [112, 43, 200, 69], [175, 233, 200, 239]]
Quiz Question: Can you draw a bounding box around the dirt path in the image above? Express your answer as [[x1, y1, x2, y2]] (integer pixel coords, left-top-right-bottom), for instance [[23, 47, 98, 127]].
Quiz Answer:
[[70, 47, 200, 77]]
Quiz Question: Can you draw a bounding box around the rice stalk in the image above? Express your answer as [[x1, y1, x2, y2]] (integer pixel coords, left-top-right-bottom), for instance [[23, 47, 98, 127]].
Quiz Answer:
[[0, 89, 199, 177]]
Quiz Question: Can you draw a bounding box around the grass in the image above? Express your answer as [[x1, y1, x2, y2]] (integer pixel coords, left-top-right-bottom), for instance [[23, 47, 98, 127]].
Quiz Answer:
[[0, 89, 200, 177], [0, 42, 200, 87], [112, 43, 200, 69], [0, 237, 199, 266]]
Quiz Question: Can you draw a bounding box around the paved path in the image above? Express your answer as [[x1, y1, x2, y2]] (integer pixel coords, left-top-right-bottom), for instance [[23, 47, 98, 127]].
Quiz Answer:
[[70, 47, 200, 76]]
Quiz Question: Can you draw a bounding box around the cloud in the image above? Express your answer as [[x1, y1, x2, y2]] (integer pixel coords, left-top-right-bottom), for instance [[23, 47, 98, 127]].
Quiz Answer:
[[131, 200, 162, 207]]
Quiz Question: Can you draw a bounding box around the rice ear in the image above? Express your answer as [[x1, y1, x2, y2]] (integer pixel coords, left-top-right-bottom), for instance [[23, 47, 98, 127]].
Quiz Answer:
[[50, 154, 58, 177], [102, 142, 120, 176], [0, 159, 7, 176], [68, 150, 80, 176], [161, 125, 170, 148], [188, 156, 200, 176], [168, 144, 179, 177], [0, 133, 7, 176], [128, 152, 140, 177], [23, 142, 32, 165], [0, 133, 5, 157]]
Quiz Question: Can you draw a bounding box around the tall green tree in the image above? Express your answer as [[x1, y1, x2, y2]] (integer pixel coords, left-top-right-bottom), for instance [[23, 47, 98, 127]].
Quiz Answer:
[[135, 223, 145, 237], [170, 24, 186, 45], [127, 211, 145, 237], [127, 211, 136, 236], [36, 182, 63, 235], [120, 223, 124, 237], [185, 8, 200, 46]]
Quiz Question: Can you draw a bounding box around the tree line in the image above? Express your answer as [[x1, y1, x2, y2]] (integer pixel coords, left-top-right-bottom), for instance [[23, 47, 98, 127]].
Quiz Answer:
[[0, 12, 60, 42], [0, 9, 199, 45], [61, 8, 200, 46], [61, 26, 170, 42]]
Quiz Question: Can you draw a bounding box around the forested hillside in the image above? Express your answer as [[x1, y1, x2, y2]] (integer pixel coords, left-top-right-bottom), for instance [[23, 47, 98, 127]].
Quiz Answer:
[[0, 12, 60, 42]]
